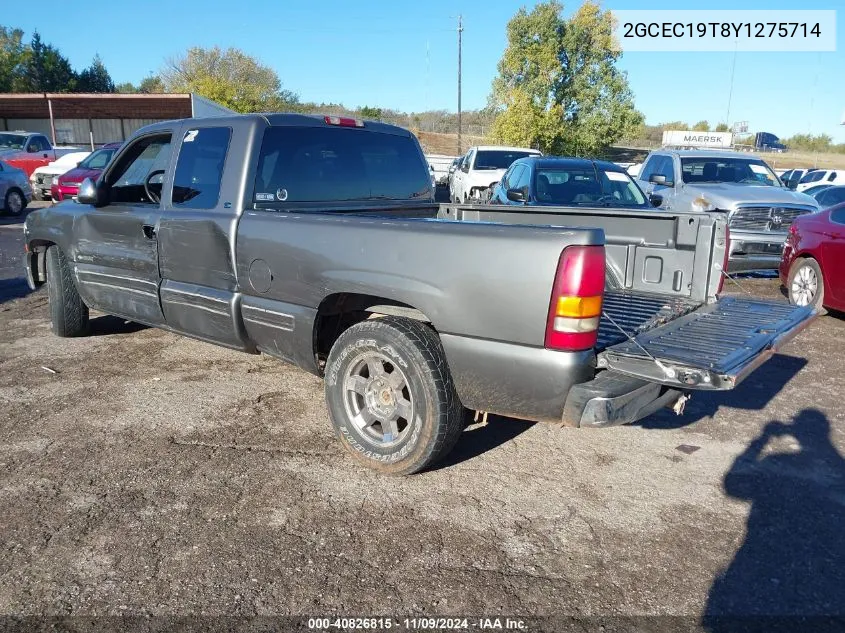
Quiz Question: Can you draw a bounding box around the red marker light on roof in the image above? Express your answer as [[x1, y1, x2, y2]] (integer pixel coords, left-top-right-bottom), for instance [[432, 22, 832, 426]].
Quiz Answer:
[[324, 116, 365, 128]]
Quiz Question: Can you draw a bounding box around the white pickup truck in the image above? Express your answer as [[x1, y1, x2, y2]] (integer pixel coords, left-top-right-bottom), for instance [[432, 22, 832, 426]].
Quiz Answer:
[[450, 145, 540, 203]]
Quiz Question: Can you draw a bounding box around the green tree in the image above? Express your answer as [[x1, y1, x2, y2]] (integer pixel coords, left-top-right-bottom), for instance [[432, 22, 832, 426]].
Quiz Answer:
[[13, 31, 76, 92], [359, 106, 383, 120], [138, 75, 164, 94], [115, 81, 138, 93], [714, 122, 730, 132], [692, 120, 710, 131], [0, 26, 26, 92], [490, 1, 642, 155], [160, 47, 298, 112], [76, 55, 114, 92], [660, 121, 689, 130]]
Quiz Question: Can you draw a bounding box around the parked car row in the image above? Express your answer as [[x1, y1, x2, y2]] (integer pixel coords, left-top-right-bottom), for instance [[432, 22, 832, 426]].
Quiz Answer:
[[9, 137, 122, 208], [448, 146, 541, 203]]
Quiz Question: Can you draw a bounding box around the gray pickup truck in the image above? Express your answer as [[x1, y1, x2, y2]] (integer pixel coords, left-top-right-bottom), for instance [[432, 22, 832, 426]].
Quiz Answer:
[[635, 149, 819, 272], [23, 114, 816, 474]]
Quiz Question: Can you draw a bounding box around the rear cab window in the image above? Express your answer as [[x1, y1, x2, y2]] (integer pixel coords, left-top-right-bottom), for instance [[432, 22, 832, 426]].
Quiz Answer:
[[253, 125, 431, 205], [172, 127, 232, 209]]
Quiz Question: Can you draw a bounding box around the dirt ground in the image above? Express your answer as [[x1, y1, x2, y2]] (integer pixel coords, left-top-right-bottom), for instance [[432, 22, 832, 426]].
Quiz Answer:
[[1, 214, 844, 630]]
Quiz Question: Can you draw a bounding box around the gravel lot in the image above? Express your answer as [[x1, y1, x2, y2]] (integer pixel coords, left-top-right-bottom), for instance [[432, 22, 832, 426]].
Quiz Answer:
[[1, 206, 844, 630]]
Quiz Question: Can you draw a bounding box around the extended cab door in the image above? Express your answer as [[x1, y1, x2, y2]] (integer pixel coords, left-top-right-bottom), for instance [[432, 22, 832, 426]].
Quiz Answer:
[[155, 120, 249, 350], [72, 130, 173, 325]]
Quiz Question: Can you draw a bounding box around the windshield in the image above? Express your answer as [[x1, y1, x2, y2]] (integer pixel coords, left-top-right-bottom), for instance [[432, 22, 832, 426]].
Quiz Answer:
[[535, 166, 647, 207], [79, 148, 117, 170], [680, 157, 781, 186], [474, 150, 536, 170], [0, 133, 26, 150]]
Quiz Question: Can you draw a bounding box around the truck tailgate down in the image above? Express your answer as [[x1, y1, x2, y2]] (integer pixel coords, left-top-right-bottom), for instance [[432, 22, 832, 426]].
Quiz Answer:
[[599, 297, 815, 390]]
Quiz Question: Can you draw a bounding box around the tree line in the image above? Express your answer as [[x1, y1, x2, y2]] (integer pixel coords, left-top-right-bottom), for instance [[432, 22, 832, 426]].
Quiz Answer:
[[3, 14, 839, 157]]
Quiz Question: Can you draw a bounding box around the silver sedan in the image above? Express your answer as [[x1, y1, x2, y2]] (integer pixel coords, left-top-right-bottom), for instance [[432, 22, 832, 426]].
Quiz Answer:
[[1, 160, 33, 216]]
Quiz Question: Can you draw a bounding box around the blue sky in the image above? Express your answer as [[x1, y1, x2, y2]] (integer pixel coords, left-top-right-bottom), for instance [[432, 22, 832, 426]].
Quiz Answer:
[[11, 0, 845, 141]]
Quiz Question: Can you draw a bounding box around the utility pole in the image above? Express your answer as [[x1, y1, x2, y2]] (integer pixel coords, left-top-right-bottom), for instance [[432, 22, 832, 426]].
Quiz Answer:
[[725, 40, 738, 129], [457, 14, 463, 155]]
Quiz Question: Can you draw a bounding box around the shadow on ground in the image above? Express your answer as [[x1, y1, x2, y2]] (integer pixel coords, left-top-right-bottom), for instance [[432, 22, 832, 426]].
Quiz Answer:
[[87, 314, 148, 336], [433, 414, 535, 471], [0, 277, 31, 304], [636, 353, 808, 431], [703, 408, 845, 630]]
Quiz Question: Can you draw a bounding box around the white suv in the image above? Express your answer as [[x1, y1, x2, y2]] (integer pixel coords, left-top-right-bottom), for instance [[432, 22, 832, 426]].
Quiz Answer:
[[795, 169, 845, 192], [450, 145, 541, 203]]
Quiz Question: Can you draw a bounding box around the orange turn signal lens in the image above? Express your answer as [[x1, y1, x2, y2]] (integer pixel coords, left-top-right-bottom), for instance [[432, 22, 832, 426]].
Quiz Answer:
[[555, 295, 602, 319]]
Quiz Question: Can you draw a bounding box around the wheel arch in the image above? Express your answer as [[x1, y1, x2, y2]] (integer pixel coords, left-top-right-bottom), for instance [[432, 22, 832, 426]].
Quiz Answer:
[[25, 239, 56, 288], [312, 292, 433, 373]]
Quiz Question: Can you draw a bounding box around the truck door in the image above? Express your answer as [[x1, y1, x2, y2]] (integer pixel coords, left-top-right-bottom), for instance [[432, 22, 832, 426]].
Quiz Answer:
[[155, 121, 248, 350], [72, 131, 173, 325]]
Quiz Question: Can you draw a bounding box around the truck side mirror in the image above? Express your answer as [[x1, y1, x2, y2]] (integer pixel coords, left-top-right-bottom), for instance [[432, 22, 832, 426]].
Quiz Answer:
[[649, 193, 663, 207], [506, 187, 527, 203], [649, 174, 674, 187], [77, 178, 109, 207]]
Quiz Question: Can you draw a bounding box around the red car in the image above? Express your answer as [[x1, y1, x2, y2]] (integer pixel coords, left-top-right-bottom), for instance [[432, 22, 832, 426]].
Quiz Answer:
[[780, 203, 845, 311], [51, 142, 122, 202]]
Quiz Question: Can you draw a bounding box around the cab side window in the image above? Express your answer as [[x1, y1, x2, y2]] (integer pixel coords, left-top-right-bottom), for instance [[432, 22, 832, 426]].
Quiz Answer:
[[656, 156, 675, 182], [172, 127, 231, 209], [831, 207, 845, 225], [106, 133, 173, 206], [639, 155, 661, 182], [507, 166, 525, 190], [512, 165, 531, 191]]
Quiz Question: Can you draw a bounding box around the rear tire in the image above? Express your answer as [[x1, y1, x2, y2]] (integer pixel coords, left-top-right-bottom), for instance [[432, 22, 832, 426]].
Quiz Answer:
[[324, 316, 464, 475], [4, 189, 25, 216], [787, 257, 826, 313], [46, 245, 89, 337]]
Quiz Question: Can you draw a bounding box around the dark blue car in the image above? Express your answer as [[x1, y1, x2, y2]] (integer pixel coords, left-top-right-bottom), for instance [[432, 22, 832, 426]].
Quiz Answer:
[[488, 156, 656, 209]]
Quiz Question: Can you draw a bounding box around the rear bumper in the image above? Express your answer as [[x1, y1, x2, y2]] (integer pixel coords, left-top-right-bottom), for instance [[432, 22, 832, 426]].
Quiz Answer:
[[562, 370, 686, 427], [440, 333, 595, 423]]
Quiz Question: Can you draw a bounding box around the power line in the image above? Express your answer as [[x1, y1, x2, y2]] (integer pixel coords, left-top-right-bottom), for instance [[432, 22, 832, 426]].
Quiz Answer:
[[457, 14, 463, 155]]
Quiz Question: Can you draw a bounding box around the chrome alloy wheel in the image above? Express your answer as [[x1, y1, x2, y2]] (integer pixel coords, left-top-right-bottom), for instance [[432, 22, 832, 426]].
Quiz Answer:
[[342, 352, 414, 446], [791, 264, 818, 307]]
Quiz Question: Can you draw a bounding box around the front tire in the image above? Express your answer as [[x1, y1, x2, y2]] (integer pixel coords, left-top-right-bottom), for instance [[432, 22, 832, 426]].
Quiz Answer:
[[4, 189, 25, 216], [324, 317, 464, 475], [46, 245, 89, 337], [787, 257, 826, 313]]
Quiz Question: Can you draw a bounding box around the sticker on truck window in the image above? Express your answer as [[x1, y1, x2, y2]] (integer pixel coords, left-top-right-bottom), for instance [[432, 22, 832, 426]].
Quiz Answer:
[[255, 193, 275, 201], [183, 130, 199, 143], [605, 171, 630, 182]]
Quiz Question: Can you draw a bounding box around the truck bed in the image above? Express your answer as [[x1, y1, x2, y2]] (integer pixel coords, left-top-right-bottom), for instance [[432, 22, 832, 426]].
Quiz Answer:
[[596, 290, 701, 351]]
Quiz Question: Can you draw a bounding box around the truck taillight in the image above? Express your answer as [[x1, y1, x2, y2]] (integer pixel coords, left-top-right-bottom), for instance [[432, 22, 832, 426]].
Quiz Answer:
[[324, 116, 364, 128], [545, 245, 605, 351]]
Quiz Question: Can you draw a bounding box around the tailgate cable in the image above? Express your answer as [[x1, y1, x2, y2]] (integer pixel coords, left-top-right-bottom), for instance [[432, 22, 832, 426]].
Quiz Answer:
[[601, 310, 691, 415], [601, 310, 676, 379], [715, 263, 754, 297]]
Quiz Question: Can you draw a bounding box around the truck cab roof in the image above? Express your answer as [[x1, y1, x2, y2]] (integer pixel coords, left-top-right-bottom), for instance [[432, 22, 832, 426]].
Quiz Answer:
[[135, 113, 413, 137]]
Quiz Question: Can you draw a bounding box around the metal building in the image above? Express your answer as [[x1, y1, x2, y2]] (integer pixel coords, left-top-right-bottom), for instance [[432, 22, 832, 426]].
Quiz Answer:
[[0, 93, 232, 148]]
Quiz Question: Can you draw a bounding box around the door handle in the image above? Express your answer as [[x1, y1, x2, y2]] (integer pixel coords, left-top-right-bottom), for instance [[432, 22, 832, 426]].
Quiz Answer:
[[142, 224, 157, 240]]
